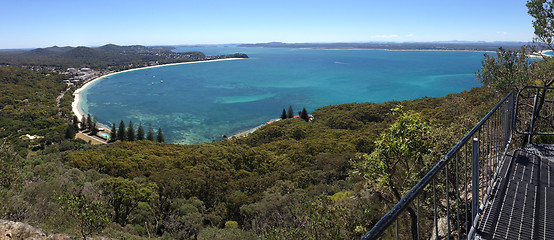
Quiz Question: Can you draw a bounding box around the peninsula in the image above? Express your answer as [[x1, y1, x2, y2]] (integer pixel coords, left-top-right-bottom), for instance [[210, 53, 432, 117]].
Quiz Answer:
[[0, 44, 248, 72], [239, 41, 529, 51]]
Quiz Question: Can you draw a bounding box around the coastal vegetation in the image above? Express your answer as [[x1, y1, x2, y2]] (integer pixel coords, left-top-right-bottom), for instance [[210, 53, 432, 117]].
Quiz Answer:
[[279, 106, 310, 122], [2, 2, 554, 238], [0, 63, 502, 239], [0, 67, 70, 155]]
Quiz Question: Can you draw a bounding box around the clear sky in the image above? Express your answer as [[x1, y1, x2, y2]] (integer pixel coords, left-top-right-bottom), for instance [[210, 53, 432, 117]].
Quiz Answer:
[[0, 0, 535, 49]]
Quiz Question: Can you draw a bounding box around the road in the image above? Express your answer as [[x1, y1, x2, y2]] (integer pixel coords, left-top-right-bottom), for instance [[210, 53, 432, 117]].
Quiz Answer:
[[56, 87, 70, 118]]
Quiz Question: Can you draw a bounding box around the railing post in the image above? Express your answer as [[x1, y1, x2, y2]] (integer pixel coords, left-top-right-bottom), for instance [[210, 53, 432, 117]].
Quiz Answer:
[[504, 97, 509, 147], [362, 91, 514, 240], [528, 89, 539, 144], [472, 138, 479, 221]]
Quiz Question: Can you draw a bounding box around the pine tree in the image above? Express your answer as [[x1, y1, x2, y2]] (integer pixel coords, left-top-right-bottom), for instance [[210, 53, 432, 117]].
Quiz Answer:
[[127, 121, 135, 141], [300, 108, 309, 122], [287, 105, 294, 119], [281, 108, 287, 119], [81, 115, 88, 130], [137, 124, 145, 140], [118, 120, 126, 141], [110, 123, 117, 141], [73, 115, 79, 132], [65, 124, 75, 139], [87, 114, 93, 131], [91, 117, 98, 135], [147, 125, 154, 141], [157, 128, 165, 143]]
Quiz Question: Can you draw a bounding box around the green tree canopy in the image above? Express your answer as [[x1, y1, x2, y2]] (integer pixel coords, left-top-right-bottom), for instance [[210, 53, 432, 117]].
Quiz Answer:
[[287, 106, 294, 119], [73, 115, 79, 132], [110, 123, 117, 141], [65, 124, 75, 139], [147, 125, 155, 141], [81, 115, 88, 130], [55, 192, 110, 239], [137, 124, 145, 140], [87, 114, 93, 131], [355, 106, 432, 240], [356, 106, 431, 194], [476, 46, 532, 93], [528, 0, 554, 50], [127, 121, 135, 141], [118, 120, 126, 141], [300, 108, 309, 122], [99, 177, 156, 226], [157, 128, 165, 143], [91, 117, 98, 135], [281, 109, 287, 120]]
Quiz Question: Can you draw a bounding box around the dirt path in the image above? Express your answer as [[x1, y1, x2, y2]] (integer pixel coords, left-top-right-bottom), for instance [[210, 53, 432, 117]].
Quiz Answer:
[[56, 87, 70, 118], [75, 132, 107, 145]]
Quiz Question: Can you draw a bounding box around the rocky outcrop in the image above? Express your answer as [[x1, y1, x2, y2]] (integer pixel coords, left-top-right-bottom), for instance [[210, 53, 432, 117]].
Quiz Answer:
[[0, 220, 70, 240]]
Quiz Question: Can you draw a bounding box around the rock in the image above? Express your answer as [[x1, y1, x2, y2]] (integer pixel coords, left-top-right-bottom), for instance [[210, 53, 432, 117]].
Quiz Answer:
[[429, 217, 449, 240], [0, 220, 70, 240], [0, 219, 46, 240]]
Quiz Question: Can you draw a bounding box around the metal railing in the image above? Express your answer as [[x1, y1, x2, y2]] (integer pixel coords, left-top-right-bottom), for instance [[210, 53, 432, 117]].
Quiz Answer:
[[362, 91, 514, 240], [515, 86, 554, 143]]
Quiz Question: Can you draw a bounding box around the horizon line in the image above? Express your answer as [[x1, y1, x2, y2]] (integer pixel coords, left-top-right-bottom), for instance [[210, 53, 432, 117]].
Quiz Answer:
[[0, 40, 535, 50]]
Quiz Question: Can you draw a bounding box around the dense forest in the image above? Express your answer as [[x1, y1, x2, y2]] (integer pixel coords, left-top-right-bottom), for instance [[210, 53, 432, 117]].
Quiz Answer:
[[4, 1, 554, 239], [0, 64, 504, 239]]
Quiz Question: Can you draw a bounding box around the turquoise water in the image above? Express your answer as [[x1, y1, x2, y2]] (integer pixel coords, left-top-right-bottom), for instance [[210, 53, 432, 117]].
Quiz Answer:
[[81, 47, 485, 144]]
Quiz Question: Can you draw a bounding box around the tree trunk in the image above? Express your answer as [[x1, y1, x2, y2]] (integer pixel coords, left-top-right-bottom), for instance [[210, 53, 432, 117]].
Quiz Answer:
[[529, 88, 548, 142], [390, 184, 419, 240]]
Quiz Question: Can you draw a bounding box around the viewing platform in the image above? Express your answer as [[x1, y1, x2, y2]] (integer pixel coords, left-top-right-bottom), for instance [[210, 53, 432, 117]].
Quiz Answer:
[[477, 144, 554, 239], [362, 86, 554, 240]]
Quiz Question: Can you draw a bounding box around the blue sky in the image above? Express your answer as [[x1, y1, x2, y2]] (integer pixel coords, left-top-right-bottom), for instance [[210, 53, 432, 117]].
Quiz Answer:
[[0, 0, 535, 49]]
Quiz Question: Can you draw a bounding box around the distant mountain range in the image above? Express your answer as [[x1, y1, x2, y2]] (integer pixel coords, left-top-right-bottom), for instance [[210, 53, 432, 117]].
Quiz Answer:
[[0, 44, 247, 70], [239, 41, 531, 51]]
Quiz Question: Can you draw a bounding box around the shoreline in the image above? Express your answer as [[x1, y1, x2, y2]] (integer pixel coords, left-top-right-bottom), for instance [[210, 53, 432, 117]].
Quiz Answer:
[[246, 46, 497, 53], [230, 125, 265, 139], [229, 118, 281, 139], [321, 48, 496, 53], [71, 58, 246, 122], [529, 50, 553, 58]]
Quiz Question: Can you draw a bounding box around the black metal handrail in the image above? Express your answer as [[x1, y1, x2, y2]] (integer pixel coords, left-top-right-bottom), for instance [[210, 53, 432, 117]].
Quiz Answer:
[[362, 91, 514, 240], [514, 86, 554, 142]]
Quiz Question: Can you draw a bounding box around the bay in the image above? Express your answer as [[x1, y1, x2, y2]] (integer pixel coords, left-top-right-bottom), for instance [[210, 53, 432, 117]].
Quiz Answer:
[[81, 46, 485, 144]]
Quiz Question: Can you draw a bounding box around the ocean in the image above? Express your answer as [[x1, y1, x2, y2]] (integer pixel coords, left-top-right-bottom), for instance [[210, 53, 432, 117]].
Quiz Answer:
[[80, 46, 485, 144]]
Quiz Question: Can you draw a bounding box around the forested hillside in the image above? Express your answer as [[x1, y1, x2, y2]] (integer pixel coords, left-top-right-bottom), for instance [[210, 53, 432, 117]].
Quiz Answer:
[[0, 65, 503, 239], [0, 44, 248, 71], [0, 67, 71, 155]]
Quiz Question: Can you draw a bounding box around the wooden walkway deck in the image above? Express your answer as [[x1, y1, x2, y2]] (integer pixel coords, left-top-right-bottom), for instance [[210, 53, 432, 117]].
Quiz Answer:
[[477, 144, 554, 240]]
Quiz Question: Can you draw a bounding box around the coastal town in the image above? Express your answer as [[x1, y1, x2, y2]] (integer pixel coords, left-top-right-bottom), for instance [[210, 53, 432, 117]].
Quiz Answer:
[[67, 59, 250, 144], [0, 44, 248, 144], [62, 67, 103, 86]]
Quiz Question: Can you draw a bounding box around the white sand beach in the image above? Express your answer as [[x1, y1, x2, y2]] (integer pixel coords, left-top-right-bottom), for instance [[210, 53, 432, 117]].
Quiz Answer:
[[529, 50, 553, 58], [71, 58, 245, 121], [230, 124, 266, 139]]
